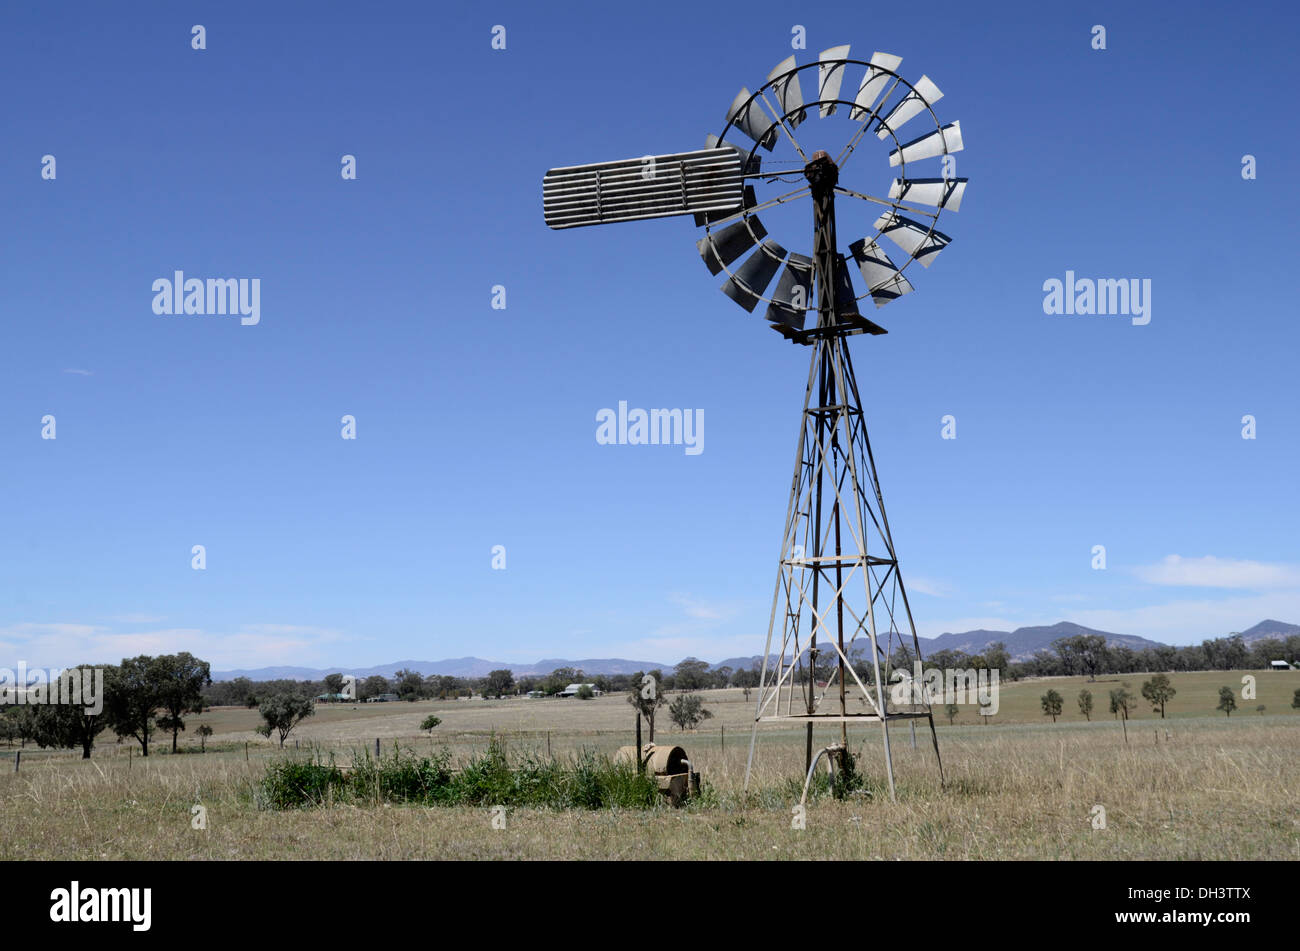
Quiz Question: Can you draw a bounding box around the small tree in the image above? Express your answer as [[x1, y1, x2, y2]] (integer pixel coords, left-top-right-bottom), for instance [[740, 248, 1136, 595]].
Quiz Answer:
[[196, 724, 213, 752], [255, 694, 315, 748], [1255, 704, 1266, 716], [30, 668, 110, 759], [1041, 689, 1063, 723], [485, 669, 515, 698], [1140, 673, 1176, 719], [1291, 688, 1300, 711], [154, 652, 212, 753], [103, 656, 167, 757], [1216, 686, 1237, 717], [1109, 685, 1134, 743], [667, 694, 713, 731], [944, 703, 959, 725], [627, 672, 667, 741], [1077, 688, 1093, 721], [575, 684, 594, 700], [419, 714, 441, 733]]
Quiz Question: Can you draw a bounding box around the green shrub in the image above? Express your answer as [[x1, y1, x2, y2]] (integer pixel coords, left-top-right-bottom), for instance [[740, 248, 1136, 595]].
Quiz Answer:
[[258, 739, 659, 811]]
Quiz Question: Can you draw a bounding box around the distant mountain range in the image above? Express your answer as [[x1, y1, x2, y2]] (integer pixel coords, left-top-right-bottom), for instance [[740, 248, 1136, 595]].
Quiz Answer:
[[211, 619, 1299, 681]]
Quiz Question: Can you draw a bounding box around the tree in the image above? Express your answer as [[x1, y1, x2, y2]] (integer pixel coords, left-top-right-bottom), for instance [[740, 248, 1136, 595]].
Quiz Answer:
[[419, 714, 441, 733], [1109, 684, 1134, 743], [426, 675, 462, 700], [1216, 686, 1236, 717], [626, 671, 667, 741], [360, 675, 390, 701], [944, 703, 958, 725], [154, 652, 212, 753], [667, 694, 713, 731], [1140, 674, 1176, 719], [103, 656, 168, 757], [674, 658, 712, 692], [575, 684, 594, 700], [1292, 688, 1300, 711], [485, 669, 515, 698], [1078, 688, 1094, 721], [983, 642, 1011, 674], [1255, 705, 1266, 716], [29, 668, 110, 758], [1040, 689, 1063, 722], [196, 724, 213, 752], [393, 669, 425, 701], [323, 673, 345, 695], [255, 694, 315, 747]]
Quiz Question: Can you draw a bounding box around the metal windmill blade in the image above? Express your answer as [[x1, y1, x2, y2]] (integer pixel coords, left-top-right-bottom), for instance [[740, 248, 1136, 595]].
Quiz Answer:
[[765, 253, 814, 331], [722, 239, 789, 312], [767, 56, 807, 127], [725, 89, 778, 151], [889, 122, 963, 165], [888, 177, 968, 211], [697, 218, 769, 275], [850, 52, 902, 120], [873, 211, 952, 267], [849, 237, 915, 307], [875, 75, 943, 139], [817, 45, 852, 116]]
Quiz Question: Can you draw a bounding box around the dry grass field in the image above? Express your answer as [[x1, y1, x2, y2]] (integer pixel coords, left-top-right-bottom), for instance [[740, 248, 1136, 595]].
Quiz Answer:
[[1, 671, 1296, 860]]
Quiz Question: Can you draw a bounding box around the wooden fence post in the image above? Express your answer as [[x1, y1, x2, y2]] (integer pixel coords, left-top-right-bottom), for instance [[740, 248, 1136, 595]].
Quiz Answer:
[[13, 751, 19, 773]]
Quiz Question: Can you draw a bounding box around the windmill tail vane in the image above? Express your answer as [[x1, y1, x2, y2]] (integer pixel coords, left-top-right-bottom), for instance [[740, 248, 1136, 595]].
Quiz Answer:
[[542, 43, 967, 799]]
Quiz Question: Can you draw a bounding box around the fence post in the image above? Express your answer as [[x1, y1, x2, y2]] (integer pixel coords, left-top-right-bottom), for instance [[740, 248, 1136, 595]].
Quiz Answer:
[[375, 737, 380, 759], [721, 724, 724, 752], [244, 741, 248, 762], [13, 751, 19, 773]]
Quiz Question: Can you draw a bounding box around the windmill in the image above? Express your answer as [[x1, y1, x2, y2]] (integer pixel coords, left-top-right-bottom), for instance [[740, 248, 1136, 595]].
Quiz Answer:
[[543, 44, 966, 801]]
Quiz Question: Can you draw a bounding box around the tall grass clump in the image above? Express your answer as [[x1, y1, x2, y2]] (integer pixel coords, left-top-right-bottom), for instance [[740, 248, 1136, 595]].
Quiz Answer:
[[258, 736, 659, 810]]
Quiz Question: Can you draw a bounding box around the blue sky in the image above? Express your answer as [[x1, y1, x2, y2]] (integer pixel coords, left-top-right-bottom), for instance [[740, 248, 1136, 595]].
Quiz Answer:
[[3, 1, 1298, 671]]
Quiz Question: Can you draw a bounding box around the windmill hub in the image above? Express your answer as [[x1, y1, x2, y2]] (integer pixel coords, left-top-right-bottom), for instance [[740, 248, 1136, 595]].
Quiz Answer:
[[802, 151, 839, 193]]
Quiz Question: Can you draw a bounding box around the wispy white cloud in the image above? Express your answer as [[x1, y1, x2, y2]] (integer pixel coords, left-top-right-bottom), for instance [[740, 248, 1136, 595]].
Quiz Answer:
[[1134, 555, 1300, 590], [1070, 592, 1300, 644], [0, 620, 346, 669], [62, 368, 93, 376], [667, 593, 740, 621], [906, 576, 951, 598]]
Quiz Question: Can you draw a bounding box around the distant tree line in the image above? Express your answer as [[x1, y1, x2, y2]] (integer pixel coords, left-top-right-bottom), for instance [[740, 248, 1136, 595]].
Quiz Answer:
[[201, 657, 768, 708], [197, 633, 1298, 713]]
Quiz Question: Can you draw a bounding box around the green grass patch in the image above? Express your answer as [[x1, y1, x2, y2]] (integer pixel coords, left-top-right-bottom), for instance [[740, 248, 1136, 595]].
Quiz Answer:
[[258, 736, 661, 811]]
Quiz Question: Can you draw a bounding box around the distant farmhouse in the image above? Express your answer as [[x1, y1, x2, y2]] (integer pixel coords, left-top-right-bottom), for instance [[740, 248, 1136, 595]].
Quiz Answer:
[[558, 683, 602, 697], [364, 692, 401, 703], [1269, 660, 1295, 671]]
